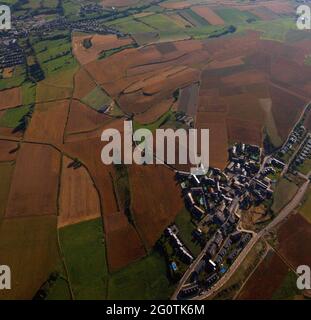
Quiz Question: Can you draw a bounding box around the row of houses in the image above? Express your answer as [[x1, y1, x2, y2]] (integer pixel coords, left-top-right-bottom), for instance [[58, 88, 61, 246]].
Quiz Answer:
[[165, 227, 194, 265], [294, 134, 311, 167], [279, 125, 306, 156]]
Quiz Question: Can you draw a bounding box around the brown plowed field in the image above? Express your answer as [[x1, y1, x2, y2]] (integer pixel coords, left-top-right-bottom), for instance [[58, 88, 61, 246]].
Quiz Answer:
[[276, 214, 311, 269], [0, 140, 19, 161], [192, 6, 225, 25], [0, 87, 22, 110], [25, 100, 70, 145], [129, 164, 183, 248], [63, 122, 146, 271], [66, 100, 111, 134], [73, 68, 96, 100], [73, 34, 133, 65], [135, 98, 174, 124], [237, 250, 289, 300], [5, 144, 61, 218], [196, 112, 228, 170], [58, 156, 101, 228], [105, 212, 146, 272]]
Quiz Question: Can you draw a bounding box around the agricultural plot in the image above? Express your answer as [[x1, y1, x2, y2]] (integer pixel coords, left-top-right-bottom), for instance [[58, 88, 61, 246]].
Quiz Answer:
[[0, 105, 31, 129], [0, 87, 22, 110], [178, 8, 210, 28], [299, 188, 311, 224], [129, 164, 183, 248], [237, 251, 289, 300], [73, 68, 96, 100], [107, 251, 174, 300], [32, 33, 77, 77], [25, 100, 70, 144], [177, 83, 199, 117], [0, 140, 19, 162], [271, 178, 298, 214], [63, 127, 146, 271], [107, 16, 155, 34], [191, 6, 225, 26], [0, 162, 14, 222], [66, 100, 111, 134], [72, 34, 133, 65], [58, 156, 101, 228], [0, 216, 59, 300], [59, 218, 108, 300], [0, 65, 26, 91], [5, 144, 61, 218], [276, 214, 311, 269], [139, 13, 186, 32], [215, 8, 259, 25], [81, 86, 112, 111]]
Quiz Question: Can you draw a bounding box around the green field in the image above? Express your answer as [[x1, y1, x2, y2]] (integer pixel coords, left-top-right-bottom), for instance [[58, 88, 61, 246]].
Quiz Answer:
[[82, 86, 112, 111], [175, 207, 201, 257], [59, 218, 108, 300], [215, 8, 258, 25], [272, 178, 299, 213], [45, 275, 72, 300], [107, 250, 174, 300], [0, 216, 59, 300], [32, 32, 77, 77], [108, 16, 155, 33], [238, 18, 297, 42], [59, 218, 174, 300], [139, 13, 185, 32], [0, 65, 26, 90], [22, 82, 36, 105], [0, 105, 31, 128], [179, 8, 210, 28], [272, 271, 301, 300]]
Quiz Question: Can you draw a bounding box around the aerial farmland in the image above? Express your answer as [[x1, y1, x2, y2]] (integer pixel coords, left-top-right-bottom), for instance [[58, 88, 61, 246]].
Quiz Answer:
[[0, 0, 311, 303]]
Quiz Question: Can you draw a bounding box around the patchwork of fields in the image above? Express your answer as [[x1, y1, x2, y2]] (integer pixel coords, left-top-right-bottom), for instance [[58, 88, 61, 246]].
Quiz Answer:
[[0, 0, 311, 300]]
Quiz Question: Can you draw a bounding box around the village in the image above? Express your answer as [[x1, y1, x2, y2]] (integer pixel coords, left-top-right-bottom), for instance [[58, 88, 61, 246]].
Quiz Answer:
[[159, 141, 290, 299]]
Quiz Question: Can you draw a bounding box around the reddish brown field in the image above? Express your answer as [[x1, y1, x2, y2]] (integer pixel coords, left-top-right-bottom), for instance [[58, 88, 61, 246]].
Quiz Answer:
[[66, 100, 111, 134], [0, 87, 22, 110], [227, 118, 263, 147], [178, 83, 200, 117], [135, 97, 174, 124], [270, 85, 307, 141], [192, 6, 225, 25], [277, 214, 311, 269], [73, 34, 133, 65], [237, 250, 289, 300], [63, 122, 146, 271], [196, 112, 228, 170], [0, 140, 19, 161], [129, 164, 183, 248], [5, 144, 61, 218], [58, 156, 101, 228], [73, 68, 96, 100], [160, 1, 192, 9], [25, 100, 70, 145], [105, 212, 145, 272]]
